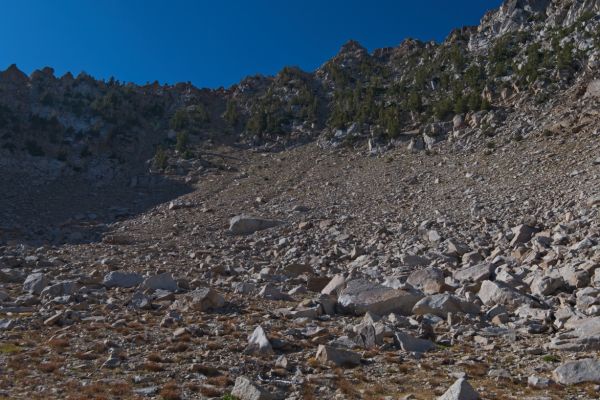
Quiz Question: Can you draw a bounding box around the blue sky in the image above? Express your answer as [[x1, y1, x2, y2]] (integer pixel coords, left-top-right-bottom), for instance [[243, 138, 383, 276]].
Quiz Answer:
[[0, 1, 502, 88]]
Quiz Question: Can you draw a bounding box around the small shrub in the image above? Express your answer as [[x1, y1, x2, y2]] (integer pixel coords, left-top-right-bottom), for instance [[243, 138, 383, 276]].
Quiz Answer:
[[223, 100, 239, 126], [0, 343, 21, 354], [175, 131, 189, 153], [542, 354, 560, 363], [154, 146, 168, 170]]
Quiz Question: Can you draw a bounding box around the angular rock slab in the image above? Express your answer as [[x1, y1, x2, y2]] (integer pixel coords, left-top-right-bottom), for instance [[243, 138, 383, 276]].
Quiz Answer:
[[477, 280, 537, 310], [406, 267, 445, 289], [547, 316, 600, 351], [171, 287, 225, 312], [103, 271, 143, 288], [438, 378, 479, 400], [321, 274, 346, 295], [40, 281, 80, 298], [231, 376, 274, 400], [510, 224, 537, 246], [453, 263, 493, 283], [413, 293, 480, 318], [143, 273, 178, 292], [337, 279, 423, 316], [394, 331, 435, 353], [22, 272, 48, 295], [553, 359, 600, 385], [245, 325, 273, 355], [316, 344, 361, 367], [229, 215, 285, 235]]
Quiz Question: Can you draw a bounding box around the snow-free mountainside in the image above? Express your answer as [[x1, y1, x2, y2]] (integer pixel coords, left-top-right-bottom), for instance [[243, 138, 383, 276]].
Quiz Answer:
[[2, 0, 600, 399]]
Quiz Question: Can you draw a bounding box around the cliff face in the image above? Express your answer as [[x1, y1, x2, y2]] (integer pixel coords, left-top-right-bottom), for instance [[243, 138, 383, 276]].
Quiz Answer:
[[1, 0, 599, 183]]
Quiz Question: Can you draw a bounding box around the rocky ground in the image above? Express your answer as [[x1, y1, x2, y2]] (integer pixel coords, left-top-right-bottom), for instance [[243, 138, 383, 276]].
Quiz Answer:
[[3, 0, 600, 398], [2, 90, 600, 400]]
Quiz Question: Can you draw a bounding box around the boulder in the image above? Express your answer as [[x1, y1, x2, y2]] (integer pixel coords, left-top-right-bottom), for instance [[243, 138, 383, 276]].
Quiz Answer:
[[22, 273, 48, 295], [477, 280, 537, 310], [559, 265, 590, 288], [231, 376, 274, 400], [412, 294, 480, 318], [171, 287, 225, 312], [438, 378, 479, 400], [103, 271, 143, 288], [143, 273, 178, 292], [259, 283, 293, 301], [393, 331, 435, 353], [453, 264, 493, 283], [510, 224, 537, 246], [515, 304, 552, 322], [337, 279, 423, 316], [527, 375, 550, 389], [321, 274, 346, 295], [453, 114, 465, 130], [229, 215, 284, 235], [461, 251, 482, 265], [427, 230, 441, 243], [129, 291, 152, 309], [245, 325, 273, 355], [530, 274, 564, 296], [407, 267, 445, 290], [585, 79, 600, 98], [446, 239, 471, 256], [40, 281, 80, 298], [552, 359, 600, 385], [352, 322, 379, 348], [315, 345, 360, 367], [546, 316, 600, 351], [401, 254, 430, 267]]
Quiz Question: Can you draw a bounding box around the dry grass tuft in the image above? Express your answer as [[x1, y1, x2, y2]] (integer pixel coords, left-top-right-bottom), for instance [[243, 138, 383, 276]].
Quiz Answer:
[[160, 381, 181, 400], [38, 361, 62, 373], [199, 385, 222, 397], [186, 382, 200, 393], [109, 381, 132, 397], [167, 342, 189, 353], [463, 362, 488, 377], [205, 341, 220, 350], [206, 375, 233, 387], [302, 382, 316, 400], [147, 352, 163, 362], [74, 351, 98, 360], [48, 337, 70, 349], [334, 369, 361, 399], [143, 361, 164, 372], [190, 364, 221, 377], [307, 357, 320, 368]]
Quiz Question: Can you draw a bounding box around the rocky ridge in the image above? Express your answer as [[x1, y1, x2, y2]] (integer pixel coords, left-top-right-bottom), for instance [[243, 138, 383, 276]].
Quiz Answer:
[[2, 0, 600, 399]]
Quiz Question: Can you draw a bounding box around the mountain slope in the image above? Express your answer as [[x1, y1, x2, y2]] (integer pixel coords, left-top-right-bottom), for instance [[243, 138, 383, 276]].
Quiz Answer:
[[1, 0, 599, 175]]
